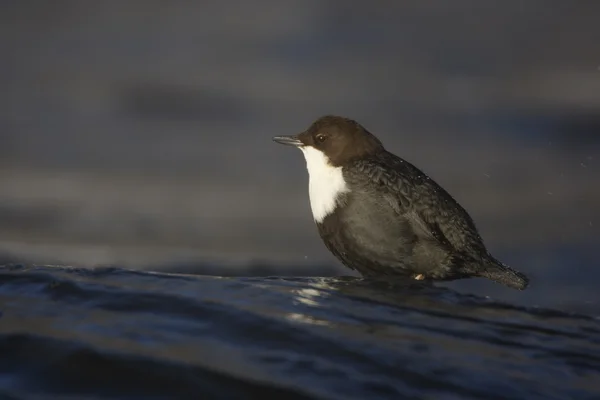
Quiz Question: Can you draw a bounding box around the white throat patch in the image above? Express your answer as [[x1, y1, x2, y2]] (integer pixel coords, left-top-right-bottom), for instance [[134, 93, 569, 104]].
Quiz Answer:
[[299, 146, 349, 223]]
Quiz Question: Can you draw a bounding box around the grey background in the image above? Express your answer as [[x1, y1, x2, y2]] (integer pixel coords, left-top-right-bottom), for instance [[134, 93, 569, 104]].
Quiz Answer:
[[1, 1, 599, 311]]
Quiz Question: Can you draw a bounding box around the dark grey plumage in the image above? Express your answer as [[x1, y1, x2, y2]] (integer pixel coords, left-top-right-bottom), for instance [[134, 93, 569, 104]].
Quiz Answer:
[[273, 116, 529, 290]]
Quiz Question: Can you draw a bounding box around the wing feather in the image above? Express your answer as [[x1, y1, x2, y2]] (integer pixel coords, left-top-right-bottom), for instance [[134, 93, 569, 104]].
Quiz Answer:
[[349, 151, 487, 254]]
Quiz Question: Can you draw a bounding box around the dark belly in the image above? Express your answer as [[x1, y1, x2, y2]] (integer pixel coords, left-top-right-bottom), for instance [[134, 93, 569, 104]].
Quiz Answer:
[[316, 192, 419, 276]]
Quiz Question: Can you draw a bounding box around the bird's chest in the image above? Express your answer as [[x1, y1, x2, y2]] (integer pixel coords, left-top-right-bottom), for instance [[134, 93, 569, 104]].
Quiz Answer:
[[307, 169, 348, 222], [302, 148, 349, 223]]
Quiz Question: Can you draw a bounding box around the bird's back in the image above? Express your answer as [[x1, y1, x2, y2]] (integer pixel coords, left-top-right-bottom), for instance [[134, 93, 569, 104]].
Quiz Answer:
[[346, 150, 489, 258]]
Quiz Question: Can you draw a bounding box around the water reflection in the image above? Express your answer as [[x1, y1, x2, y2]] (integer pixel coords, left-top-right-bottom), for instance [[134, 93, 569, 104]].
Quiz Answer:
[[285, 312, 331, 327], [292, 287, 328, 307]]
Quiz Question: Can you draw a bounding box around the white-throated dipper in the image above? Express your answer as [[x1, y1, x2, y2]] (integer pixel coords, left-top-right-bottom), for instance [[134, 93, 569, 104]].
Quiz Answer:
[[273, 115, 529, 290]]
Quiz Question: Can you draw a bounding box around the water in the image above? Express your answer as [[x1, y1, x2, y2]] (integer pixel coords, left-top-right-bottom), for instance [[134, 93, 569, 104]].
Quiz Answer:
[[1, 264, 599, 399]]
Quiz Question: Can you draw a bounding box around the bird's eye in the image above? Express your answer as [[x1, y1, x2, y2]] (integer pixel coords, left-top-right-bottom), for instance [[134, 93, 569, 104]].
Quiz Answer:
[[316, 134, 327, 143]]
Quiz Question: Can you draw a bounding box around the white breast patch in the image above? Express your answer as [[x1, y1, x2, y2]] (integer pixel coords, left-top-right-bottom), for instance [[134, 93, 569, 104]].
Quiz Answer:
[[300, 146, 349, 223]]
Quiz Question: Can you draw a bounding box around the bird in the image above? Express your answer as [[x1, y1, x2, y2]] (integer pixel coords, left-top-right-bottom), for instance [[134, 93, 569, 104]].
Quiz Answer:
[[272, 115, 529, 290]]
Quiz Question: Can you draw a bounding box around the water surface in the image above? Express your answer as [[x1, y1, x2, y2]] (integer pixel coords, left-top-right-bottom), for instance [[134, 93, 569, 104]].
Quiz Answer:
[[1, 264, 599, 399]]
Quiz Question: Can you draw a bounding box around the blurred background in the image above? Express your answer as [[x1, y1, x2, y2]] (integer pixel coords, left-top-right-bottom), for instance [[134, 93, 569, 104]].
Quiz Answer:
[[1, 1, 599, 311]]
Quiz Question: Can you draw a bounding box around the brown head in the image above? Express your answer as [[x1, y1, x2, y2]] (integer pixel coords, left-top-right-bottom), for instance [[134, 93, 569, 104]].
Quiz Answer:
[[273, 115, 384, 166]]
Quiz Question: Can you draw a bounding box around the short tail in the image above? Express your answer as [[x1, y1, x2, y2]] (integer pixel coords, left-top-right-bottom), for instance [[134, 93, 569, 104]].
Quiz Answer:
[[477, 258, 529, 290]]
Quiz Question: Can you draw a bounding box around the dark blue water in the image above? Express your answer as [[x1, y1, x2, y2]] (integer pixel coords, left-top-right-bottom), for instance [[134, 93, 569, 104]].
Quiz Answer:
[[1, 264, 599, 400]]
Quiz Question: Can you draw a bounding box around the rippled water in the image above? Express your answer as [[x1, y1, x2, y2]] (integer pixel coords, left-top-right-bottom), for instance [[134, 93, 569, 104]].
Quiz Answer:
[[1, 264, 599, 400]]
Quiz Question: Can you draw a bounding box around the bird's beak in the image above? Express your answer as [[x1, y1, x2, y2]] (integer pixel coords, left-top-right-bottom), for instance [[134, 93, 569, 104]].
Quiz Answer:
[[272, 135, 303, 147]]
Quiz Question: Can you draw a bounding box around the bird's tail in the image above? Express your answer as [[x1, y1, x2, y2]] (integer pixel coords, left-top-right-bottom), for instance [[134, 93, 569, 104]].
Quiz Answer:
[[476, 258, 529, 290]]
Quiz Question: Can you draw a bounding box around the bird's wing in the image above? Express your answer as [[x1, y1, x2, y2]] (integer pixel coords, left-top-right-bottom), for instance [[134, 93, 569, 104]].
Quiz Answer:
[[351, 151, 484, 252]]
